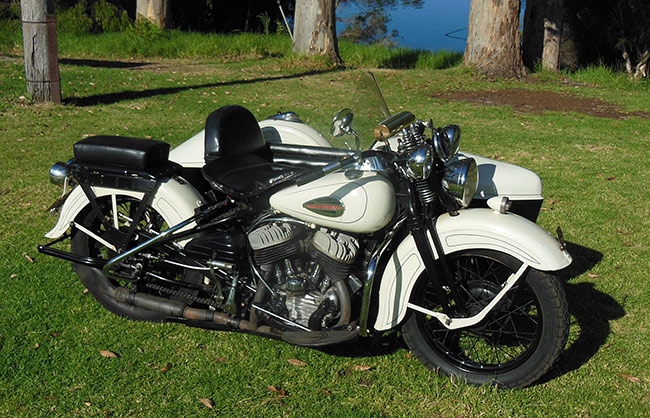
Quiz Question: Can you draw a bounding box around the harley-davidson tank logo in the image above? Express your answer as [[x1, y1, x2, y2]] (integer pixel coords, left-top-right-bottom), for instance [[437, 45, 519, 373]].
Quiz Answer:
[[302, 197, 345, 217]]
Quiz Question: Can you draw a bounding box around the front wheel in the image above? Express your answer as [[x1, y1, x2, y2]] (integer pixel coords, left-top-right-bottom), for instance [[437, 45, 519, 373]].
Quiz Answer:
[[402, 250, 569, 388]]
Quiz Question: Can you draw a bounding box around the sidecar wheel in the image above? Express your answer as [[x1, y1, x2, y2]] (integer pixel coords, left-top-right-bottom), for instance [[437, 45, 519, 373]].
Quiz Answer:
[[70, 196, 167, 322], [401, 250, 569, 389]]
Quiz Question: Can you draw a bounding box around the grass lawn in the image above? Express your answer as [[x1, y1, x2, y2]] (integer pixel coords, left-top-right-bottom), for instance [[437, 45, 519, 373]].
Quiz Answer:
[[1, 40, 649, 416]]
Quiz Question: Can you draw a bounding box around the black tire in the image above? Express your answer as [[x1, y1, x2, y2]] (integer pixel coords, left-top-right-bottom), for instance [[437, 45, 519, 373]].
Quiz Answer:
[[70, 195, 168, 322], [402, 250, 569, 388]]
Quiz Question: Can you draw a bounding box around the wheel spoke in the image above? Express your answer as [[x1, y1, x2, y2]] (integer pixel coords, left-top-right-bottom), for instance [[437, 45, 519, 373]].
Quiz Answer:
[[415, 252, 545, 373]]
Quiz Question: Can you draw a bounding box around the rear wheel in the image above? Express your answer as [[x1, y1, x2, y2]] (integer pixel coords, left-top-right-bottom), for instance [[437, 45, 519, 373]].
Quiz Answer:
[[71, 195, 170, 322], [402, 250, 568, 388]]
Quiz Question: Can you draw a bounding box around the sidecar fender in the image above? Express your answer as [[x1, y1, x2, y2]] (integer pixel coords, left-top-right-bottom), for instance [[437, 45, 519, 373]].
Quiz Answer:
[[372, 208, 572, 331], [45, 178, 205, 245]]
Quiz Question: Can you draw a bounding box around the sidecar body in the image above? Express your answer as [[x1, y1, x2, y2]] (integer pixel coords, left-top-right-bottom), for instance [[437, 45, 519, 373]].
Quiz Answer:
[[170, 115, 543, 222]]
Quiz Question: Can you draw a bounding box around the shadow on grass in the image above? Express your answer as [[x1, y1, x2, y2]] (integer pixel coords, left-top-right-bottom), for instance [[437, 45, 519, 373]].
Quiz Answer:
[[317, 331, 403, 359], [62, 68, 337, 107], [60, 58, 152, 69], [540, 241, 624, 384]]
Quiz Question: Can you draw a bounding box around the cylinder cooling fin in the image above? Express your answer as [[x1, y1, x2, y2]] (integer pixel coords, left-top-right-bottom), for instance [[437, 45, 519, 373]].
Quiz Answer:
[[312, 230, 358, 264], [248, 222, 303, 266], [248, 222, 297, 250]]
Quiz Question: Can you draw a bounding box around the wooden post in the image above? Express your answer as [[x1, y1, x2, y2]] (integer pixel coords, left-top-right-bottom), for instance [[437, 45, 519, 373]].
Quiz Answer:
[[21, 0, 61, 103]]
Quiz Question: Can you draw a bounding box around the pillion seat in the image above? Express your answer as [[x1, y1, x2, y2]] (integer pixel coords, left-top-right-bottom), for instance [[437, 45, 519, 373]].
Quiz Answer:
[[201, 105, 297, 199]]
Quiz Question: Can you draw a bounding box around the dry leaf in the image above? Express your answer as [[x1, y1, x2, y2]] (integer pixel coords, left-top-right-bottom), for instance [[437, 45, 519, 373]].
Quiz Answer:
[[83, 288, 89, 294], [350, 365, 372, 372], [620, 373, 641, 383], [159, 363, 173, 372], [99, 350, 117, 358], [51, 333, 61, 338], [10, 274, 17, 278], [198, 398, 214, 409], [267, 385, 288, 397], [215, 357, 226, 363], [607, 176, 615, 181], [25, 254, 34, 263], [322, 389, 331, 395], [587, 273, 598, 278], [84, 401, 92, 407], [45, 395, 56, 400], [287, 358, 307, 366], [406, 352, 412, 360]]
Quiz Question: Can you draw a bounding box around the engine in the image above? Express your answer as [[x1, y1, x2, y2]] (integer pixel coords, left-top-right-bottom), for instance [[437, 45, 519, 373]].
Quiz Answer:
[[248, 221, 360, 330]]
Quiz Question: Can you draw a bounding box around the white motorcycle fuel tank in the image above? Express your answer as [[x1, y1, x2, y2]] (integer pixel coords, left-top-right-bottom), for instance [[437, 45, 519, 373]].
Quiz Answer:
[[269, 170, 396, 234]]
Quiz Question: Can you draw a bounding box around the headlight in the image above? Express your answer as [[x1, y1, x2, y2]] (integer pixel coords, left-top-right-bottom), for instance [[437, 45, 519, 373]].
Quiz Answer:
[[406, 145, 434, 180], [442, 158, 478, 207], [433, 125, 461, 162], [49, 161, 70, 186]]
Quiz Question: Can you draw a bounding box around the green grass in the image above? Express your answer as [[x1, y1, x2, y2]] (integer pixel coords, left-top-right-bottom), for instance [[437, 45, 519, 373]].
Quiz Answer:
[[1, 30, 650, 416], [0, 19, 462, 70]]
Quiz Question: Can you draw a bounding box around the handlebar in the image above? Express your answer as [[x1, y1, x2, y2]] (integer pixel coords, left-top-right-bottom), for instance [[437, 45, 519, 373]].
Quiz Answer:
[[295, 155, 358, 186]]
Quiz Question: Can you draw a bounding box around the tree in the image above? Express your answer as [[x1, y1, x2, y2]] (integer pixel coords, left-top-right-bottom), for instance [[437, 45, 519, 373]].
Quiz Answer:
[[464, 0, 524, 78], [21, 0, 61, 103], [293, 0, 342, 65], [136, 0, 169, 29], [522, 0, 564, 71]]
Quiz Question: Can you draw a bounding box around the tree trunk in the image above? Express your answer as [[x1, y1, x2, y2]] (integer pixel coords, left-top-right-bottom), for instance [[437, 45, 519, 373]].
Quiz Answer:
[[21, 0, 61, 103], [464, 0, 524, 78], [293, 0, 342, 65], [136, 0, 169, 29], [523, 0, 564, 71]]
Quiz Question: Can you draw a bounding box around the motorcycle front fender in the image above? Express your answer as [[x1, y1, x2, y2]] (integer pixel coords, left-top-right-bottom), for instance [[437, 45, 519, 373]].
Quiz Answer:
[[45, 178, 205, 245], [372, 208, 572, 331]]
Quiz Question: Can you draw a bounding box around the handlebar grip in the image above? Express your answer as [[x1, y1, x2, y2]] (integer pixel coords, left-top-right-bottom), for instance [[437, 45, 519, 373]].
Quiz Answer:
[[295, 167, 326, 186]]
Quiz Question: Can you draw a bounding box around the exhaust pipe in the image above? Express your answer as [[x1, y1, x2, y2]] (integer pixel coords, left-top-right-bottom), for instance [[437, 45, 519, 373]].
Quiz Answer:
[[112, 287, 253, 330]]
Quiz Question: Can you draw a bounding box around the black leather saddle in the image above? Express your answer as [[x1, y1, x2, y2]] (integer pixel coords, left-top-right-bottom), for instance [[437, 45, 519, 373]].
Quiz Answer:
[[201, 105, 296, 199], [74, 136, 170, 170]]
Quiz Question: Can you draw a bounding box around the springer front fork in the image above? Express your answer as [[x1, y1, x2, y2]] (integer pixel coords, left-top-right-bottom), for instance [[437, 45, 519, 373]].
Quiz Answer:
[[403, 181, 466, 316], [403, 180, 532, 330]]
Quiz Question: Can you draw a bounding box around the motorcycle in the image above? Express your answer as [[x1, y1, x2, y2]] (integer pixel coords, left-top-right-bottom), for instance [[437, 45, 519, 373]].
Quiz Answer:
[[38, 74, 571, 388]]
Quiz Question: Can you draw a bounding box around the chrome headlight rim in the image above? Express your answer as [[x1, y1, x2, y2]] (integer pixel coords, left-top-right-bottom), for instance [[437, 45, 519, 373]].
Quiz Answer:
[[433, 125, 461, 162], [442, 158, 478, 208], [406, 144, 434, 180]]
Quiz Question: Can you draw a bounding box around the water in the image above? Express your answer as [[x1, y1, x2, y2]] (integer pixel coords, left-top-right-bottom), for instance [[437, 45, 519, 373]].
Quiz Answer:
[[337, 0, 471, 52], [337, 0, 528, 53]]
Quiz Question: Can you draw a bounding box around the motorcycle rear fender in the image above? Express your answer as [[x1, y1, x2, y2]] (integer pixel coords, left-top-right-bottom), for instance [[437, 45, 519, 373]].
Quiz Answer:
[[45, 178, 205, 245], [372, 208, 572, 331]]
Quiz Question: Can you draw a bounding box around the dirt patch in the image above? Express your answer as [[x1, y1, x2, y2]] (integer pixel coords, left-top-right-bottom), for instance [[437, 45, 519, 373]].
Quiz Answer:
[[430, 88, 650, 120]]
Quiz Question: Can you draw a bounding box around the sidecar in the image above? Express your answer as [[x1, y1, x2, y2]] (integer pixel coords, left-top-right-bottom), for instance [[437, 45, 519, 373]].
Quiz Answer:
[[169, 114, 544, 222]]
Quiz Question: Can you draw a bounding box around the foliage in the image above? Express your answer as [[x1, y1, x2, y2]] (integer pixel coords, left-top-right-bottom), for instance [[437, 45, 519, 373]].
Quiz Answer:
[[257, 12, 271, 36], [564, 0, 650, 73], [0, 0, 20, 20], [56, 0, 131, 35], [92, 0, 132, 33], [56, 3, 95, 36]]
